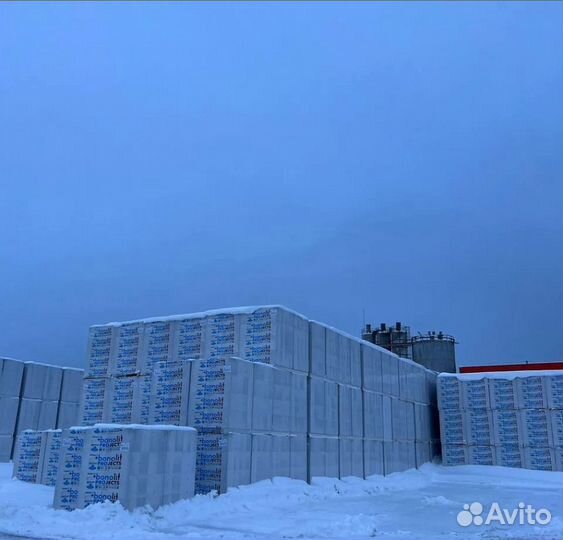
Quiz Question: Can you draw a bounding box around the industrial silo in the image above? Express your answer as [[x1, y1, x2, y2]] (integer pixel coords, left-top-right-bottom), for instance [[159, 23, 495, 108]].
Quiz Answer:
[[411, 332, 457, 373]]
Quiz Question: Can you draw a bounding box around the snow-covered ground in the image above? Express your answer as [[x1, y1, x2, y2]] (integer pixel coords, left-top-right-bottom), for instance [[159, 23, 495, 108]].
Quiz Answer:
[[0, 462, 561, 540]]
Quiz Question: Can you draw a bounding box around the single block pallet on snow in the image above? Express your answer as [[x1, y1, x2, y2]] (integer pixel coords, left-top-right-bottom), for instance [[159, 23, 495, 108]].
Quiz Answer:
[[78, 305, 439, 497], [438, 371, 563, 470]]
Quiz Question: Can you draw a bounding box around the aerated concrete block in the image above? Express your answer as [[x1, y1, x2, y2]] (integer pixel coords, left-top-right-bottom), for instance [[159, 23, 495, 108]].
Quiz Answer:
[[0, 358, 24, 398], [57, 402, 80, 429], [39, 429, 62, 486], [363, 391, 383, 439], [79, 377, 110, 426], [38, 400, 59, 431], [272, 368, 291, 434], [291, 372, 308, 434], [140, 320, 175, 375], [523, 447, 555, 471], [189, 357, 253, 433], [381, 355, 399, 397], [495, 444, 524, 468], [464, 409, 493, 446], [363, 439, 384, 477], [0, 396, 20, 435], [551, 409, 563, 447], [290, 435, 307, 481], [251, 433, 273, 483], [325, 329, 340, 382], [439, 409, 465, 445], [252, 363, 274, 432], [520, 409, 553, 448], [309, 322, 326, 377], [338, 438, 363, 479], [441, 444, 467, 466], [467, 445, 495, 466], [437, 374, 462, 410], [326, 380, 339, 437], [111, 322, 145, 376], [13, 430, 45, 483], [338, 385, 352, 437], [272, 434, 291, 478], [195, 430, 252, 494], [382, 395, 393, 442], [462, 379, 490, 410], [351, 386, 363, 438], [546, 373, 563, 409], [85, 326, 116, 378], [172, 316, 207, 361], [60, 368, 84, 404], [516, 376, 549, 410], [54, 424, 197, 510], [105, 375, 151, 425], [492, 409, 522, 446], [16, 398, 42, 433], [22, 362, 62, 401], [308, 376, 326, 436], [0, 435, 13, 462], [415, 441, 431, 468], [361, 344, 382, 392], [149, 360, 191, 426], [488, 378, 518, 410]]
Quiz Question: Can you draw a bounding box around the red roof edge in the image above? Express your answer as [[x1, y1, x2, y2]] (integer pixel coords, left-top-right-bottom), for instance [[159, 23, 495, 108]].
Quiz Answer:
[[460, 362, 563, 373]]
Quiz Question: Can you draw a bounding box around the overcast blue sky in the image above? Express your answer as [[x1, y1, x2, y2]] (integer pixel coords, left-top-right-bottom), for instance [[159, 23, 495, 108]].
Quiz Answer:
[[0, 2, 561, 368]]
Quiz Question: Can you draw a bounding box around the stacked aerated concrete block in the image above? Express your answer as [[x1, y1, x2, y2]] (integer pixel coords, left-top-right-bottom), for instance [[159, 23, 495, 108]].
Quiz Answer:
[[13, 429, 62, 486], [438, 371, 563, 471], [53, 424, 197, 510], [0, 358, 83, 461], [81, 305, 438, 493]]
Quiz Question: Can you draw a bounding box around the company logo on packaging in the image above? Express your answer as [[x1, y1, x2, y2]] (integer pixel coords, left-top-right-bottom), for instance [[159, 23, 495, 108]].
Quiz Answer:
[[457, 502, 552, 527]]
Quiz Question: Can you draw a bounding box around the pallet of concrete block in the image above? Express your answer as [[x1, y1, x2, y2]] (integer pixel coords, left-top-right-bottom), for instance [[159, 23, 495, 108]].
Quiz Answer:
[[85, 306, 311, 379], [13, 429, 62, 486], [54, 424, 197, 511], [0, 358, 25, 461]]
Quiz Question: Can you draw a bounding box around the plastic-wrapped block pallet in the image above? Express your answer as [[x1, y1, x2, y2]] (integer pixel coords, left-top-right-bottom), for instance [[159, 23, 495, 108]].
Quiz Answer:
[[439, 409, 465, 445], [173, 316, 207, 361], [242, 307, 309, 373], [363, 439, 384, 477], [22, 362, 62, 401], [252, 363, 274, 433], [462, 378, 490, 410], [57, 402, 80, 429], [308, 436, 339, 479], [309, 322, 326, 378], [361, 344, 382, 393], [105, 375, 151, 425], [188, 357, 253, 433], [382, 395, 393, 442], [363, 391, 383, 440], [415, 441, 432, 468], [290, 435, 307, 481], [381, 354, 400, 397], [85, 326, 116, 378], [442, 444, 467, 466], [551, 409, 563, 447], [272, 434, 291, 478], [0, 358, 24, 397], [272, 367, 291, 434], [291, 372, 308, 434], [195, 431, 252, 494], [54, 424, 197, 511], [39, 429, 62, 486], [13, 398, 58, 433], [524, 447, 556, 471], [13, 430, 45, 483], [546, 373, 563, 409], [149, 360, 191, 426], [516, 375, 549, 409], [467, 445, 495, 465], [384, 441, 414, 474], [338, 385, 364, 439], [324, 328, 340, 382], [496, 444, 524, 468], [488, 378, 518, 410], [414, 403, 432, 442], [251, 433, 273, 483], [492, 409, 522, 446], [520, 409, 553, 448], [0, 396, 19, 437], [60, 368, 84, 403], [339, 438, 363, 478], [111, 323, 145, 377], [437, 375, 462, 410], [464, 409, 493, 446], [350, 339, 362, 388], [80, 378, 110, 425], [140, 320, 175, 375]]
